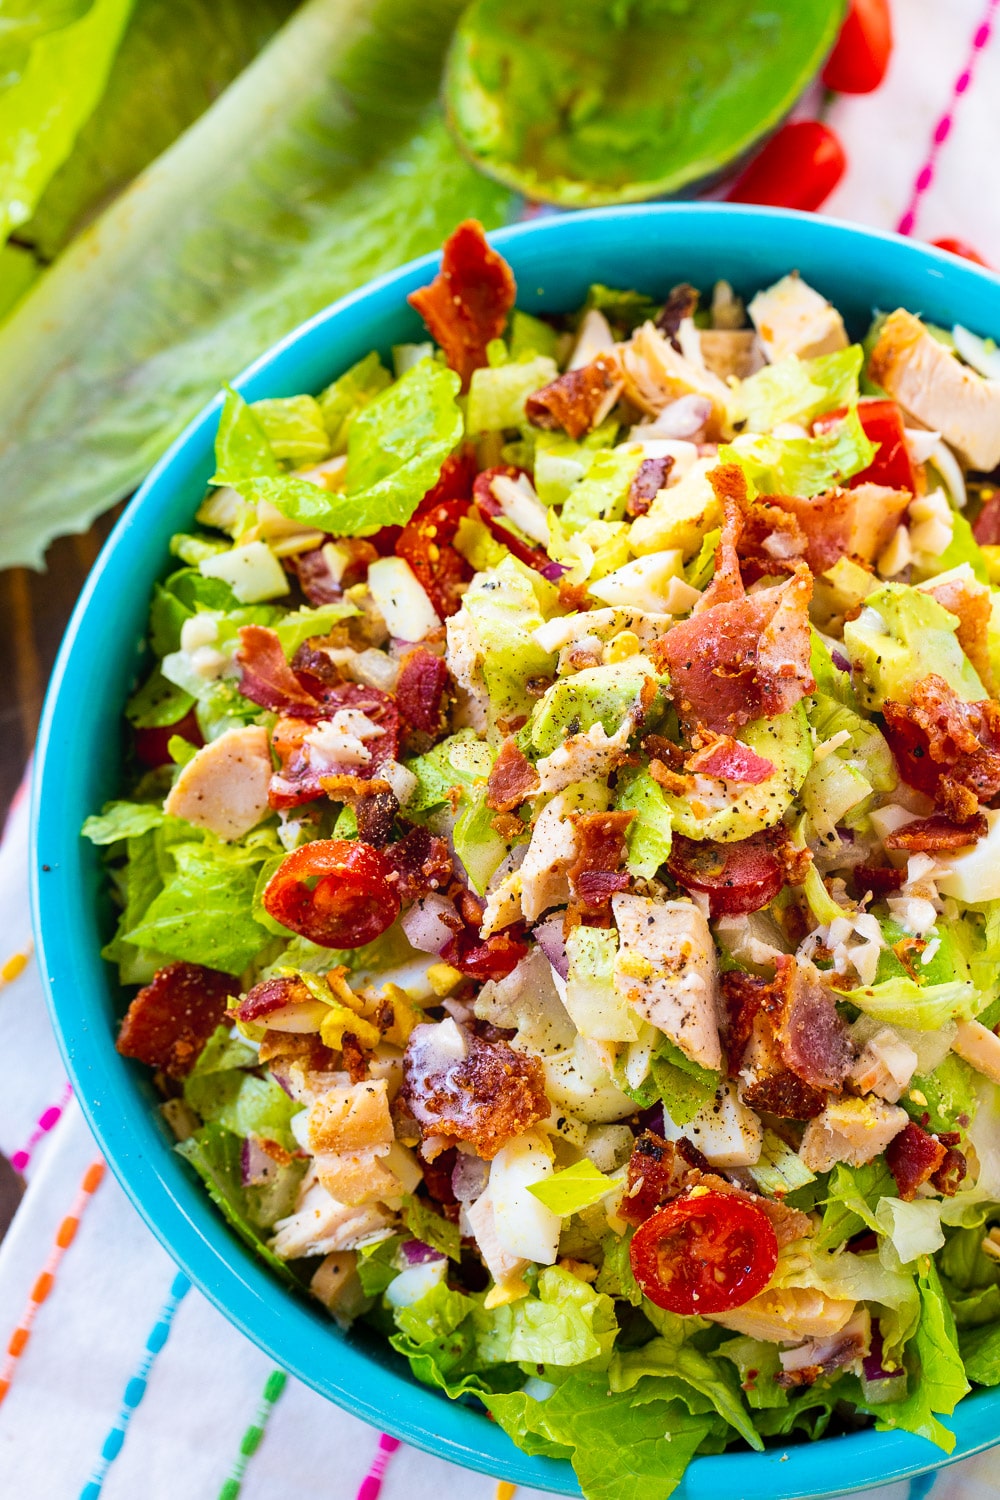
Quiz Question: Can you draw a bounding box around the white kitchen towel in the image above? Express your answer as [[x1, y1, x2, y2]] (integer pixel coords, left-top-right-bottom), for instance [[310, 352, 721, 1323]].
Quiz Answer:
[[3, 1, 1000, 1495]]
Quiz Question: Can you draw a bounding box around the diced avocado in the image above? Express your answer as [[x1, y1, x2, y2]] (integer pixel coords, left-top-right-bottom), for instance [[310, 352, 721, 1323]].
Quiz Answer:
[[811, 556, 877, 629], [660, 701, 813, 842], [627, 458, 722, 559], [843, 582, 985, 711], [528, 659, 663, 757]]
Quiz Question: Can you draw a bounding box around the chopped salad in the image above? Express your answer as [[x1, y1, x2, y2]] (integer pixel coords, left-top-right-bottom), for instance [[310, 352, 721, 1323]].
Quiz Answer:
[[85, 221, 1000, 1499]]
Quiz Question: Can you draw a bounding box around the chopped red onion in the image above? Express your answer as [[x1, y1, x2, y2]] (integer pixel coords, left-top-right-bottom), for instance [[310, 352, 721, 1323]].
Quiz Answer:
[[861, 1327, 901, 1384], [400, 1238, 446, 1266], [401, 894, 460, 954], [451, 1152, 489, 1204], [241, 1135, 282, 1187], [650, 395, 713, 439], [534, 917, 569, 980], [832, 649, 851, 673], [541, 561, 570, 582]]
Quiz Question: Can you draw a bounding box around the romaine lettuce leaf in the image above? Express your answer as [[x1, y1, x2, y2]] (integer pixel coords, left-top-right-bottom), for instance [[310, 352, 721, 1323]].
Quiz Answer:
[[869, 1258, 969, 1452], [474, 1266, 618, 1369], [610, 1331, 762, 1449], [176, 1122, 299, 1283], [82, 799, 164, 844], [615, 766, 672, 880], [816, 1159, 896, 1252], [0, 0, 132, 249], [20, 0, 299, 264], [732, 346, 862, 433], [400, 1194, 461, 1263], [721, 408, 876, 498], [560, 447, 644, 534], [125, 837, 274, 974], [251, 394, 330, 466], [841, 976, 979, 1031], [0, 0, 513, 568], [528, 1159, 616, 1217], [485, 1372, 714, 1500], [184, 1059, 299, 1151], [211, 384, 281, 485], [318, 350, 392, 453]]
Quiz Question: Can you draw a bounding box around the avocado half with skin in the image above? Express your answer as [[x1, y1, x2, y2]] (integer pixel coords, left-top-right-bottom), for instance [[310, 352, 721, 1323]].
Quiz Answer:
[[443, 0, 847, 209]]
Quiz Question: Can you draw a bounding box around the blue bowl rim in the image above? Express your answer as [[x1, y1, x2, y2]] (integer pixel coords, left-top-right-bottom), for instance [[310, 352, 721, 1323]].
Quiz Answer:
[[30, 202, 1000, 1499]]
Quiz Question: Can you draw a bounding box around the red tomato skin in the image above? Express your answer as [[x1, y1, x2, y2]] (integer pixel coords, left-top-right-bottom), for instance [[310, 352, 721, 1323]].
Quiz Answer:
[[395, 499, 473, 620], [822, 0, 892, 94], [262, 839, 400, 948], [629, 1190, 779, 1315], [667, 833, 784, 918], [815, 398, 916, 492], [725, 122, 846, 212], [134, 708, 202, 769], [932, 238, 992, 269]]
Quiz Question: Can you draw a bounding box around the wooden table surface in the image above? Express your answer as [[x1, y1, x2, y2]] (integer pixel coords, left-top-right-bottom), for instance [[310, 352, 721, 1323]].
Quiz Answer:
[[0, 510, 120, 824]]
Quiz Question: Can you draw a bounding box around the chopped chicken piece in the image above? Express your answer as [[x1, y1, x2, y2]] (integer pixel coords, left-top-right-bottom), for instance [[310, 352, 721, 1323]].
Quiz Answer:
[[310, 1251, 366, 1318], [611, 894, 722, 1071], [799, 1095, 908, 1173], [306, 1078, 393, 1155], [952, 1019, 1000, 1086], [849, 1027, 919, 1103], [163, 725, 271, 841], [869, 309, 1000, 472], [618, 322, 731, 438], [313, 1147, 402, 1207], [518, 791, 584, 921], [699, 329, 764, 382], [748, 274, 849, 362], [709, 1284, 856, 1343], [270, 1167, 391, 1259], [658, 1080, 762, 1167]]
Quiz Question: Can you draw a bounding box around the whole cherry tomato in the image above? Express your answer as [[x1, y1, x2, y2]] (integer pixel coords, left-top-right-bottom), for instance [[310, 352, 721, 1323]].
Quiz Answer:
[[814, 398, 915, 492], [932, 238, 992, 269], [725, 122, 846, 212], [262, 839, 400, 948], [822, 0, 893, 94], [395, 498, 473, 619], [668, 831, 785, 917], [629, 1190, 778, 1315]]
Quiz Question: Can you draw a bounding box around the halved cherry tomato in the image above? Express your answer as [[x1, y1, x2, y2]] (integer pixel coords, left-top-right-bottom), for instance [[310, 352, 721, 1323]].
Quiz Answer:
[[134, 708, 202, 769], [821, 0, 892, 94], [814, 398, 915, 492], [725, 122, 846, 212], [262, 839, 400, 948], [630, 1190, 778, 1315], [932, 238, 992, 269], [668, 831, 785, 917], [395, 498, 473, 620]]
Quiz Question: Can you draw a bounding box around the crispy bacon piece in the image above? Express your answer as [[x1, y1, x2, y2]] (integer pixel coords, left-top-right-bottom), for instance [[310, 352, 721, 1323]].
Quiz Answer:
[[932, 1146, 967, 1196], [384, 826, 453, 905], [686, 734, 776, 784], [654, 566, 815, 732], [765, 484, 909, 575], [651, 467, 814, 732], [854, 862, 907, 895], [668, 829, 788, 917], [620, 1130, 677, 1225], [525, 354, 623, 440], [974, 493, 1000, 546], [884, 812, 987, 852], [882, 674, 1000, 818], [656, 283, 699, 346], [268, 683, 400, 810], [486, 737, 540, 813], [736, 501, 808, 581], [927, 573, 995, 694], [233, 974, 311, 1025], [885, 1122, 948, 1201], [318, 775, 399, 848], [441, 926, 528, 981], [407, 220, 516, 390], [627, 455, 673, 517], [722, 957, 852, 1118], [117, 962, 238, 1078], [401, 1025, 548, 1159], [420, 1146, 459, 1206], [293, 539, 377, 605], [567, 810, 634, 913], [395, 647, 449, 735], [238, 625, 323, 718]]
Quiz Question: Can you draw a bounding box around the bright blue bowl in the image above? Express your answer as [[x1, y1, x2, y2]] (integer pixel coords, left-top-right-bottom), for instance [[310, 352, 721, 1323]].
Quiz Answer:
[[32, 205, 1000, 1498]]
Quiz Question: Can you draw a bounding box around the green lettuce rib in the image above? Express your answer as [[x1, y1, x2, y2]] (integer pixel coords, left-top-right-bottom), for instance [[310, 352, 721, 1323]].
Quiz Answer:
[[0, 0, 513, 569]]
